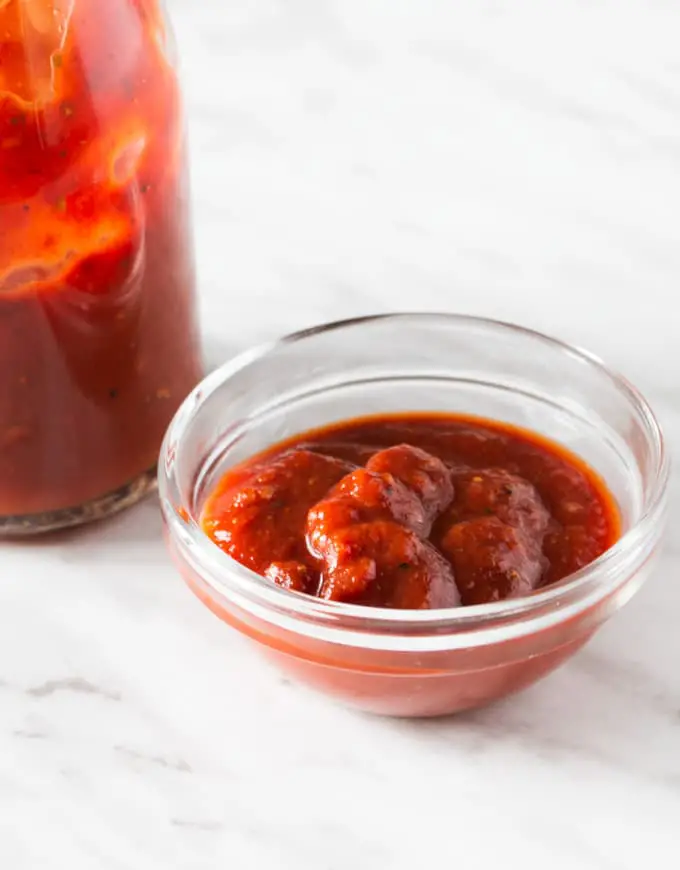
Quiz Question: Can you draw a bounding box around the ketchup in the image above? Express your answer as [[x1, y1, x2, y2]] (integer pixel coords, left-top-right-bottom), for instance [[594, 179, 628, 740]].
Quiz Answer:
[[202, 414, 620, 609], [0, 0, 202, 528]]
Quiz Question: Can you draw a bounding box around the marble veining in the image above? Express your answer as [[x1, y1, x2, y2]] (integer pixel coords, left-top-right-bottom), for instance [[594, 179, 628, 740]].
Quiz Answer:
[[2, 1, 679, 867]]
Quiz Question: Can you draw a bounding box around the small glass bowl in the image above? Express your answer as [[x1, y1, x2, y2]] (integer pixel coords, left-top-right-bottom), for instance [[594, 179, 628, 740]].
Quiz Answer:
[[159, 314, 669, 717]]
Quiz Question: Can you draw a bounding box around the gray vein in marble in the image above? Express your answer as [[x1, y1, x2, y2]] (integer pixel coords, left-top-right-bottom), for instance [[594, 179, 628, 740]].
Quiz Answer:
[[573, 650, 680, 719], [198, 0, 375, 65], [614, 70, 680, 118], [417, 38, 665, 144], [169, 819, 223, 832], [388, 651, 680, 792], [12, 730, 48, 740], [113, 746, 193, 773], [27, 678, 121, 702]]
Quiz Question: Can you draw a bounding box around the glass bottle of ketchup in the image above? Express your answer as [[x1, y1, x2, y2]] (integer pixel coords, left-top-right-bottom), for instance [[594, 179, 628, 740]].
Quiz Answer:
[[0, 0, 203, 534]]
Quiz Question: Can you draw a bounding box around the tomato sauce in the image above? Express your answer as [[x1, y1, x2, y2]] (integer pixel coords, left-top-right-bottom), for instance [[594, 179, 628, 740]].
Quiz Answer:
[[0, 0, 201, 525], [202, 414, 620, 609]]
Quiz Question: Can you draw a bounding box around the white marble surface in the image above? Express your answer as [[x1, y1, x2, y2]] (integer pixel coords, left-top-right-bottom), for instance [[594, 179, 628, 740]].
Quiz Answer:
[[2, 1, 680, 867]]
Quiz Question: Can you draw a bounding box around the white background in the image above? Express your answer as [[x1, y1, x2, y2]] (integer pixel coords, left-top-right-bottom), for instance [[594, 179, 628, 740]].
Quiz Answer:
[[2, 2, 679, 868]]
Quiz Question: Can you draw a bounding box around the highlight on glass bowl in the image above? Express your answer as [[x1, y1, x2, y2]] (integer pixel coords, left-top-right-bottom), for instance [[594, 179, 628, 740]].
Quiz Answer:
[[159, 314, 668, 717]]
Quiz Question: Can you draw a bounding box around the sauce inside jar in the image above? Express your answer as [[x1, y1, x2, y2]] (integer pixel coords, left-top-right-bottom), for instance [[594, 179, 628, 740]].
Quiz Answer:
[[0, 0, 201, 527], [201, 413, 620, 609]]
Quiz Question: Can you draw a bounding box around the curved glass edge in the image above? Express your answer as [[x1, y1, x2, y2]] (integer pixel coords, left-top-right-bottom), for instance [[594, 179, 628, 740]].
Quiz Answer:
[[158, 313, 670, 653]]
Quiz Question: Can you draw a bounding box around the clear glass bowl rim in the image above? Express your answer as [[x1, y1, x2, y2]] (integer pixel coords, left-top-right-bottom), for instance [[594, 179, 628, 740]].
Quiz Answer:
[[159, 313, 669, 647]]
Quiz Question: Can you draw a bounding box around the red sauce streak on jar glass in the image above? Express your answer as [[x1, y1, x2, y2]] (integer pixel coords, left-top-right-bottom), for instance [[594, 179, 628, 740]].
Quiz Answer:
[[201, 414, 620, 609], [0, 0, 201, 529]]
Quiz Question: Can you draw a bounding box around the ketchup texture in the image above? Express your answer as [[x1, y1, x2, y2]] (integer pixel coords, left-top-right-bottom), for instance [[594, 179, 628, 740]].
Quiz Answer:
[[201, 414, 620, 609], [0, 0, 201, 517]]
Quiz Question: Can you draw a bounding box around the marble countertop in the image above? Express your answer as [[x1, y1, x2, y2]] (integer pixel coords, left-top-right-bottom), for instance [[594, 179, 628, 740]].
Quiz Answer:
[[3, 1, 679, 867]]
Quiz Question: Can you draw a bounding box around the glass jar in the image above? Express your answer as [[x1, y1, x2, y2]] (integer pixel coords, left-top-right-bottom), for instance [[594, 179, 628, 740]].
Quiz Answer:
[[0, 0, 203, 534]]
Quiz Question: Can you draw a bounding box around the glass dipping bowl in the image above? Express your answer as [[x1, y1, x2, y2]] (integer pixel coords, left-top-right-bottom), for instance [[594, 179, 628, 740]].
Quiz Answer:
[[159, 314, 669, 717]]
